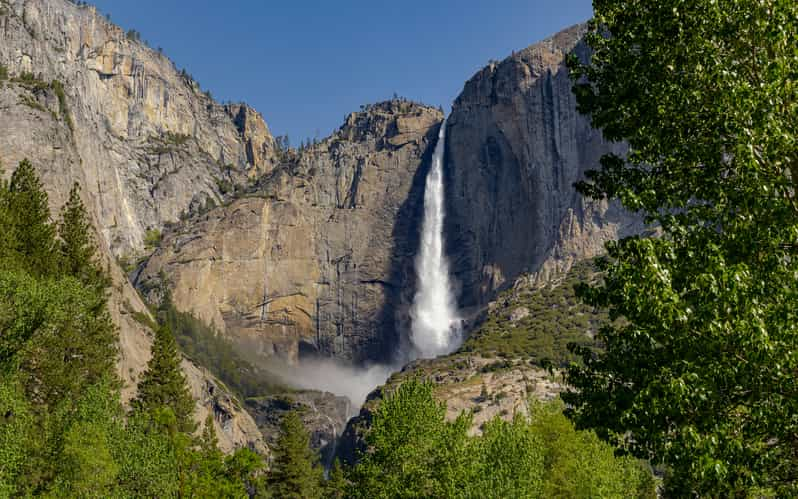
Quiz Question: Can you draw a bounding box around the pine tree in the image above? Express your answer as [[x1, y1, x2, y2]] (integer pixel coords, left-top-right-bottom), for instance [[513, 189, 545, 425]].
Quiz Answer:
[[200, 413, 221, 460], [133, 325, 196, 434], [57, 182, 106, 288], [0, 170, 13, 262], [6, 159, 57, 277], [269, 410, 323, 499], [326, 459, 349, 499]]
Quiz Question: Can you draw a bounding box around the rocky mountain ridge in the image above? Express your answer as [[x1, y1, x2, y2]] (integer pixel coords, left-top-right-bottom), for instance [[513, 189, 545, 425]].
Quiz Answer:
[[446, 23, 642, 318], [0, 0, 274, 255]]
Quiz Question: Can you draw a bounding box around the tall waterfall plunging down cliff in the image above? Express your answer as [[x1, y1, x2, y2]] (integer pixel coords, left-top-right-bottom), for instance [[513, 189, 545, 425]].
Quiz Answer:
[[410, 119, 461, 358]]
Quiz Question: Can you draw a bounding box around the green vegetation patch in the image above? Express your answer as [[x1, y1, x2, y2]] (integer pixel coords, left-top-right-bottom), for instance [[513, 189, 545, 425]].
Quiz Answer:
[[17, 93, 47, 114], [50, 79, 74, 132], [143, 228, 162, 250], [158, 301, 285, 399], [460, 259, 605, 366], [146, 131, 192, 155]]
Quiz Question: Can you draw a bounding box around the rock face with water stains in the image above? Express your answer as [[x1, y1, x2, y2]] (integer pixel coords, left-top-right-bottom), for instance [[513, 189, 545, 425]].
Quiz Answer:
[[445, 24, 643, 317], [137, 101, 444, 364]]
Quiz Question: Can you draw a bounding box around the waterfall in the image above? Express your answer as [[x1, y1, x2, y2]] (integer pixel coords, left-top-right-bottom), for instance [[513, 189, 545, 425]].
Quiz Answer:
[[410, 118, 460, 358]]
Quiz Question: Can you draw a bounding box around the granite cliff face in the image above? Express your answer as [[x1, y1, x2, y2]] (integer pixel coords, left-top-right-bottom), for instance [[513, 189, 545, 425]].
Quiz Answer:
[[445, 24, 642, 316], [0, 0, 274, 256], [1, 0, 642, 455], [138, 101, 443, 364], [0, 0, 267, 453], [137, 25, 642, 367]]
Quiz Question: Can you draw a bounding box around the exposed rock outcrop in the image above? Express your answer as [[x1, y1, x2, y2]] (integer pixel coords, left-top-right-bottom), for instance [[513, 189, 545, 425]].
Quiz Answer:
[[246, 390, 352, 467], [336, 354, 563, 464], [0, 0, 274, 256], [138, 101, 444, 363], [445, 23, 643, 316]]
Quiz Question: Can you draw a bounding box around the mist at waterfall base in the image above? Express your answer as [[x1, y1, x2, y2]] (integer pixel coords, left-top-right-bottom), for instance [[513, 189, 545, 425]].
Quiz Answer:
[[264, 358, 395, 409], [265, 119, 461, 408]]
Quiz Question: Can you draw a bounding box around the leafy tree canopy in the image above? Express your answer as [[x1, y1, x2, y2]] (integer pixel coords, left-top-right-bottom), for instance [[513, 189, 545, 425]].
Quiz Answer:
[[564, 0, 798, 496], [347, 379, 654, 498]]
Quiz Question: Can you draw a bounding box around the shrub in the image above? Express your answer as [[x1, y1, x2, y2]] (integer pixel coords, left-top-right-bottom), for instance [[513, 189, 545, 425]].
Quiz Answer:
[[143, 229, 162, 250]]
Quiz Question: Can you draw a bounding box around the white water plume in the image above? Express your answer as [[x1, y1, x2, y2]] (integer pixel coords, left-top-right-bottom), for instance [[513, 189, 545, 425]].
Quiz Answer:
[[410, 118, 461, 358], [268, 358, 395, 409]]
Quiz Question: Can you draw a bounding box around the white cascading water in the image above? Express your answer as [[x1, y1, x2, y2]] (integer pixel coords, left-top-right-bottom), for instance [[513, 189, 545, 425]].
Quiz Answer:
[[410, 118, 461, 358]]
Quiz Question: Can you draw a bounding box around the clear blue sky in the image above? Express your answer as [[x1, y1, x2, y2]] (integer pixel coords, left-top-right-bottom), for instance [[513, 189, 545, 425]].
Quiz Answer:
[[90, 0, 593, 142]]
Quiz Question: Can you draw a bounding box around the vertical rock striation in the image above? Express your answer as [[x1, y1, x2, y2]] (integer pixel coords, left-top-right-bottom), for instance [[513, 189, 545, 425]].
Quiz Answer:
[[138, 102, 444, 364], [446, 24, 643, 317]]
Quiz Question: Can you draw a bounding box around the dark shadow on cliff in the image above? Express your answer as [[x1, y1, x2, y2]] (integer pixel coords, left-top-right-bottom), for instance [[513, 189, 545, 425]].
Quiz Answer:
[[366, 120, 444, 366]]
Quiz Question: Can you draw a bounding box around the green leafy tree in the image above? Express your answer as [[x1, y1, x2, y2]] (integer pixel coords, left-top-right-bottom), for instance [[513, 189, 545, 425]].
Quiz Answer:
[[49, 378, 123, 498], [114, 412, 180, 497], [350, 380, 473, 498], [133, 325, 196, 434], [6, 159, 58, 276], [0, 377, 33, 498], [564, 1, 798, 496], [469, 415, 545, 498], [349, 379, 653, 498], [269, 410, 324, 499], [0, 270, 116, 408], [528, 400, 655, 499], [57, 182, 106, 289]]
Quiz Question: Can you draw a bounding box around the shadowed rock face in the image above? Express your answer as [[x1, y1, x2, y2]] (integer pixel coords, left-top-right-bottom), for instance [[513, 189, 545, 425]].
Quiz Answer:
[[246, 390, 352, 468], [445, 24, 642, 317], [138, 102, 444, 364]]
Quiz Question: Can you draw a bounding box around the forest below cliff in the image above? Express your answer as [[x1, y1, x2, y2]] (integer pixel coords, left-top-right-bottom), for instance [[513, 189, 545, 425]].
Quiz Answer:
[[1, 0, 797, 497], [0, 156, 653, 498]]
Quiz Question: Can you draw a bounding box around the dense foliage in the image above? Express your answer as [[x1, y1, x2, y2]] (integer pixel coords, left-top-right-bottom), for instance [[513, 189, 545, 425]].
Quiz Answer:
[[269, 410, 325, 499], [344, 380, 655, 498], [0, 160, 266, 497], [564, 0, 798, 496]]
